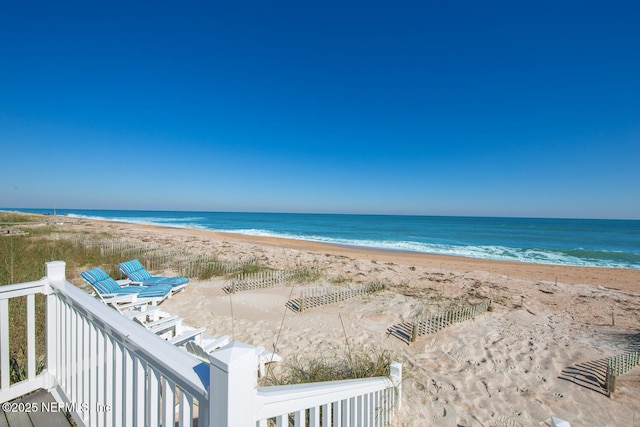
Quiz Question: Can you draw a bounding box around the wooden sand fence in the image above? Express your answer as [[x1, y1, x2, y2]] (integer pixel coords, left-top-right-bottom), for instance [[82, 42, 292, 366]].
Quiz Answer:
[[128, 251, 258, 278], [388, 300, 492, 344], [55, 234, 258, 278], [172, 254, 258, 278], [55, 235, 157, 257], [223, 268, 310, 294], [286, 282, 386, 313], [605, 351, 640, 397]]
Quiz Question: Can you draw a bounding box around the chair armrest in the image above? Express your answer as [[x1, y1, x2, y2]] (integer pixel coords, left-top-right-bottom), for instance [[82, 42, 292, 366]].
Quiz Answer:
[[121, 305, 161, 320], [203, 335, 230, 352], [145, 315, 182, 334], [127, 280, 146, 286], [100, 294, 135, 303], [169, 327, 206, 346]]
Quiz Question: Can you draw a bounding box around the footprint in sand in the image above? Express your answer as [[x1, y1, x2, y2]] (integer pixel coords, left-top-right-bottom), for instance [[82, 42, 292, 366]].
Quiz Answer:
[[477, 380, 492, 398], [490, 415, 518, 427], [414, 381, 428, 392], [443, 382, 456, 392]]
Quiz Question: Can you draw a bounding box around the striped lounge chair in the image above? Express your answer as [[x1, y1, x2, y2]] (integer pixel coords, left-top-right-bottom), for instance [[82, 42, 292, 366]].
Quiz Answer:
[[118, 259, 189, 292], [81, 267, 172, 305]]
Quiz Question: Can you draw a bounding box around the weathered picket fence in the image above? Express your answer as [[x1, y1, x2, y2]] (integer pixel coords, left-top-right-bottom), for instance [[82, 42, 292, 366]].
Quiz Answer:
[[54, 235, 156, 257], [388, 300, 492, 344], [287, 282, 386, 313], [224, 268, 310, 294], [173, 253, 258, 278], [0, 261, 403, 426], [53, 234, 258, 278], [605, 351, 640, 397]]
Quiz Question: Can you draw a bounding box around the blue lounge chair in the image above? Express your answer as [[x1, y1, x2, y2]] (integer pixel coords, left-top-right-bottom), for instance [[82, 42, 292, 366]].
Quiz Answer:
[[118, 259, 189, 292], [81, 267, 172, 304]]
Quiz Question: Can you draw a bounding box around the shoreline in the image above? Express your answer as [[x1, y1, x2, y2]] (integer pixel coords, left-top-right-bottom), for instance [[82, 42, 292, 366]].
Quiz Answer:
[[94, 218, 640, 291], [5, 210, 640, 290], [5, 209, 638, 272]]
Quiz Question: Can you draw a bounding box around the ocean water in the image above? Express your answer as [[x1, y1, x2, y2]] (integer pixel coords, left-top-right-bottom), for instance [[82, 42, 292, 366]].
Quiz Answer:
[[5, 208, 640, 270]]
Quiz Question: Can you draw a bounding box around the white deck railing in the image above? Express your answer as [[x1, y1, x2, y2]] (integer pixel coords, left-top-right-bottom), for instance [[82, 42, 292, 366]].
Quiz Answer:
[[209, 341, 402, 426], [255, 370, 401, 426], [0, 261, 402, 427], [0, 261, 209, 426]]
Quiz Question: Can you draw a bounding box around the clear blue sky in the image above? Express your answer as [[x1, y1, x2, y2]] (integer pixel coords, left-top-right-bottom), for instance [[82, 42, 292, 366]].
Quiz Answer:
[[1, 1, 639, 219]]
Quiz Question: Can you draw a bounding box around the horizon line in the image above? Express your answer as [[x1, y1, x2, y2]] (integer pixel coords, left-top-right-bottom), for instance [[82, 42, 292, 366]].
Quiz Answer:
[[2, 207, 639, 222]]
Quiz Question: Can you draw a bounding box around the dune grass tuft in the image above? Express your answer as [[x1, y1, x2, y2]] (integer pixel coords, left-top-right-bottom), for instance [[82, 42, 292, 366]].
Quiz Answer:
[[262, 347, 395, 386]]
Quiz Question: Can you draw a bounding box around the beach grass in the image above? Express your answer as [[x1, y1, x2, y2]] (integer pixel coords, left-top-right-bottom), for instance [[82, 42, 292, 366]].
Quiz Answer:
[[0, 217, 124, 381], [0, 214, 210, 382], [292, 265, 323, 283], [262, 347, 395, 386]]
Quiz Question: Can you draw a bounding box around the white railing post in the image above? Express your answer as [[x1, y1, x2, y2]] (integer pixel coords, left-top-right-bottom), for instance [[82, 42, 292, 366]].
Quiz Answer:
[[390, 361, 403, 411], [45, 260, 66, 282], [0, 298, 8, 391], [45, 261, 65, 390], [209, 341, 258, 427]]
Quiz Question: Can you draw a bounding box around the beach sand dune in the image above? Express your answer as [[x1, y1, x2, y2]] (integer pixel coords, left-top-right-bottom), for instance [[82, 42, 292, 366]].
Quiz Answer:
[[56, 218, 640, 426]]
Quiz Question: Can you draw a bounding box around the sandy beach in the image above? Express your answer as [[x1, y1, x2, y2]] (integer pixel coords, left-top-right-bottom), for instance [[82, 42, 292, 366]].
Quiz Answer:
[[55, 217, 640, 426]]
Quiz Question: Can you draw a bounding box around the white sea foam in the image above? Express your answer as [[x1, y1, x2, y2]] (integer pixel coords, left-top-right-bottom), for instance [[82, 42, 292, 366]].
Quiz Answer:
[[66, 213, 209, 230], [63, 214, 639, 270], [215, 229, 639, 269]]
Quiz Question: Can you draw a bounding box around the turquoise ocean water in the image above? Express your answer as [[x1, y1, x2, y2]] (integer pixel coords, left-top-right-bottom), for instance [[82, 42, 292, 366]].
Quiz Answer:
[[4, 208, 640, 270]]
